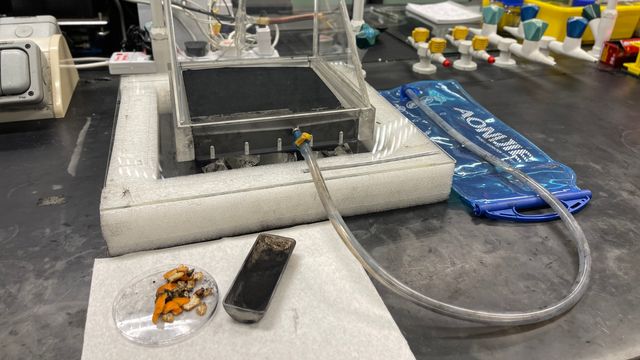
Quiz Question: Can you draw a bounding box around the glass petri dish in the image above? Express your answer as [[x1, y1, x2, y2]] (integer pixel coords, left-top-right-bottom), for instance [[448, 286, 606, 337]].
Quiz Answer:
[[113, 265, 219, 346]]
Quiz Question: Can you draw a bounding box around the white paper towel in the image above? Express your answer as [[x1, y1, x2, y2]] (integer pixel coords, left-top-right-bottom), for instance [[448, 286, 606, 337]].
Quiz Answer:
[[406, 1, 481, 25], [82, 222, 416, 359]]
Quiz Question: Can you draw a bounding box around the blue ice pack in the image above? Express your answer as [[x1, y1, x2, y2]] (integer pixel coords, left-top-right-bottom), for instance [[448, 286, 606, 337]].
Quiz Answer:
[[380, 80, 591, 222]]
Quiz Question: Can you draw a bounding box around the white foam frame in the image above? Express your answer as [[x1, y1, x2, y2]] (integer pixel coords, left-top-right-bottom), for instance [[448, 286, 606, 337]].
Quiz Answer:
[[100, 74, 454, 255]]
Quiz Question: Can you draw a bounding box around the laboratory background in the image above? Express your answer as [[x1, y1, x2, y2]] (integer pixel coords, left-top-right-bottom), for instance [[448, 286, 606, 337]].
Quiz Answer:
[[0, 0, 638, 359]]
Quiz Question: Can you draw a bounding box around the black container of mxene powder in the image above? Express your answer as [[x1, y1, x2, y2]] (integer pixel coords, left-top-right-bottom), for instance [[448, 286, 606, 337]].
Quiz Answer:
[[223, 233, 296, 323]]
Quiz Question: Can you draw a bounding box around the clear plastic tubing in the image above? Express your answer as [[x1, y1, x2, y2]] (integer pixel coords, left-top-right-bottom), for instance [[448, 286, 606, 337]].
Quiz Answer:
[[295, 88, 591, 326]]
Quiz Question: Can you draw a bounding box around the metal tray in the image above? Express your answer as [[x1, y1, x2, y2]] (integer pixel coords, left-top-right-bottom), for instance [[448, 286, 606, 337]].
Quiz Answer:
[[223, 233, 296, 323]]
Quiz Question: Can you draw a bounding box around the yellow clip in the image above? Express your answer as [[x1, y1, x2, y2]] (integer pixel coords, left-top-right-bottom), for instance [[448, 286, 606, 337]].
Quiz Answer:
[[411, 27, 430, 43], [472, 35, 489, 51], [623, 41, 640, 76], [429, 38, 447, 53], [255, 17, 270, 26], [212, 22, 222, 36], [294, 132, 313, 147], [452, 26, 469, 41]]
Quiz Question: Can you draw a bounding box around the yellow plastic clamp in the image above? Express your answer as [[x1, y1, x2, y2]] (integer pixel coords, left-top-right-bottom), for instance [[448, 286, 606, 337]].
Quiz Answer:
[[472, 35, 490, 51], [452, 26, 469, 41], [212, 22, 222, 36], [411, 27, 430, 43], [429, 38, 447, 53], [255, 17, 270, 26], [294, 132, 313, 147]]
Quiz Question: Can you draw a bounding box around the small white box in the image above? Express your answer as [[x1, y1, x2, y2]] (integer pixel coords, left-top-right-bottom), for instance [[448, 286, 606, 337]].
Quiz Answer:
[[108, 52, 156, 75]]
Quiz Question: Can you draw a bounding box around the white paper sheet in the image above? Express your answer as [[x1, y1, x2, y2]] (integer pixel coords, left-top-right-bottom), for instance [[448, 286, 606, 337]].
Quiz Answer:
[[82, 222, 416, 360], [406, 1, 482, 24]]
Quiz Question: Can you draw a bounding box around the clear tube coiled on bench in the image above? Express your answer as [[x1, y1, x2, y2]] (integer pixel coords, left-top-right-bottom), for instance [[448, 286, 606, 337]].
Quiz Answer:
[[295, 88, 591, 326]]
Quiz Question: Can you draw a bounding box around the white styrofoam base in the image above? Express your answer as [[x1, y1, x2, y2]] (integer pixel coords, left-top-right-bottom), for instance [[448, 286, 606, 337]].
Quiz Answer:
[[100, 74, 454, 255], [82, 222, 416, 360]]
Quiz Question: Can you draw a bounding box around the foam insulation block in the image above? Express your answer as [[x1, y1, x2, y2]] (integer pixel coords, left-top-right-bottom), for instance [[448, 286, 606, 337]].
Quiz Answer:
[[82, 222, 416, 360], [100, 74, 454, 255]]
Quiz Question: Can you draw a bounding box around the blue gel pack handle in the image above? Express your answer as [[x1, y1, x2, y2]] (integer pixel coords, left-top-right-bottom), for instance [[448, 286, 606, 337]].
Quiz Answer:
[[478, 189, 591, 222], [380, 80, 592, 223]]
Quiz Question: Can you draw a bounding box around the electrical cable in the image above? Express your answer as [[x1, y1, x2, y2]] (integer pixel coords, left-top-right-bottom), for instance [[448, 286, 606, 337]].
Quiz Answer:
[[123, 0, 234, 21], [228, 23, 254, 41], [293, 90, 591, 326], [256, 13, 316, 25], [175, 14, 198, 41], [174, 1, 228, 47], [113, 0, 128, 43], [234, 0, 248, 54], [171, 0, 234, 21], [73, 61, 110, 69], [73, 57, 110, 62], [181, 0, 208, 11], [124, 0, 232, 52], [272, 24, 280, 48], [221, 0, 234, 20], [122, 24, 152, 53], [124, 0, 283, 53], [179, 7, 215, 43]]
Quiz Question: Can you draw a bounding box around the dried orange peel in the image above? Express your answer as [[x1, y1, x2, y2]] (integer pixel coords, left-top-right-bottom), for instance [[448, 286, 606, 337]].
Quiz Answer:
[[162, 300, 182, 314], [152, 265, 214, 325], [152, 293, 168, 324], [156, 282, 177, 295]]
